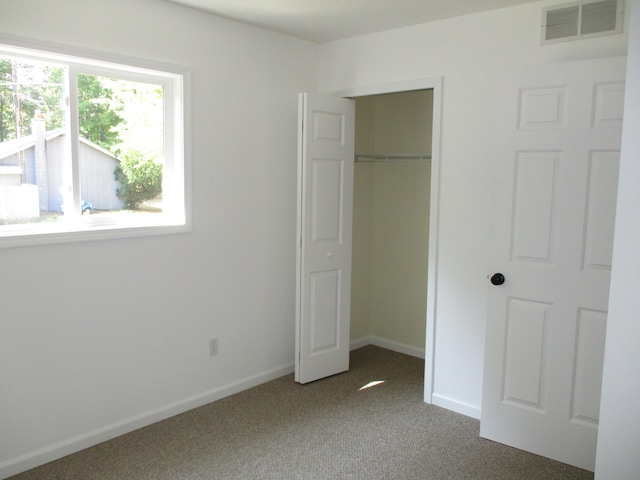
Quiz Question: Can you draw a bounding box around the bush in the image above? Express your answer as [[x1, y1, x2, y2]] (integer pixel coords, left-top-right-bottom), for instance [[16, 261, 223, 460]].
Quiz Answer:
[[114, 151, 162, 209]]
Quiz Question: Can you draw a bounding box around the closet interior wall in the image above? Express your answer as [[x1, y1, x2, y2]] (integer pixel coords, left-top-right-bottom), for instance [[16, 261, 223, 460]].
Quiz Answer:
[[351, 90, 433, 353]]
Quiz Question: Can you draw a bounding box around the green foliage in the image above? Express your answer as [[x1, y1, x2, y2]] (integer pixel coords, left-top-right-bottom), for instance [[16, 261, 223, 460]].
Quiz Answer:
[[40, 67, 65, 131], [114, 150, 162, 209], [0, 58, 64, 142], [0, 59, 124, 152], [77, 74, 124, 152], [0, 59, 12, 142]]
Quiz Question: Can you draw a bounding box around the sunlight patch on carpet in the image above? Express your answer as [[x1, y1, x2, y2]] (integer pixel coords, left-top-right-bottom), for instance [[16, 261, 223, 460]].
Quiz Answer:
[[358, 380, 385, 391]]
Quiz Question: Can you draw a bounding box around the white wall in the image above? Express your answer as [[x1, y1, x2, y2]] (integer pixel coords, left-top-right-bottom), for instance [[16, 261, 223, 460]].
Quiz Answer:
[[318, 1, 628, 416], [595, 1, 640, 478], [0, 0, 317, 477]]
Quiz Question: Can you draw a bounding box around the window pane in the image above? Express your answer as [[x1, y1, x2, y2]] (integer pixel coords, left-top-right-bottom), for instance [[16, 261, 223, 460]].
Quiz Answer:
[[76, 74, 164, 214], [0, 42, 186, 245], [0, 56, 67, 225]]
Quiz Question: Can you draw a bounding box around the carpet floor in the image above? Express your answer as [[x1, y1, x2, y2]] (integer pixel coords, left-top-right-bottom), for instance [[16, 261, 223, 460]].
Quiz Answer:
[[9, 346, 594, 479]]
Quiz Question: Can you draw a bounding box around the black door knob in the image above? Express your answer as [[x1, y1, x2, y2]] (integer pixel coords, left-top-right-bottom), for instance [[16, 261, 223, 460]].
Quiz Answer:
[[490, 273, 505, 286]]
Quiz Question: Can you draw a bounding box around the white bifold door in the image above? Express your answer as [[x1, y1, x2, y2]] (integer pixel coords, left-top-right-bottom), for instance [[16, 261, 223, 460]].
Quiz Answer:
[[295, 93, 355, 384], [481, 57, 626, 471]]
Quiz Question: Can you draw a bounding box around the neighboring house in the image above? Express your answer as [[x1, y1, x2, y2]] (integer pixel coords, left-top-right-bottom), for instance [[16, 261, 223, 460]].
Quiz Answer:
[[0, 116, 123, 221]]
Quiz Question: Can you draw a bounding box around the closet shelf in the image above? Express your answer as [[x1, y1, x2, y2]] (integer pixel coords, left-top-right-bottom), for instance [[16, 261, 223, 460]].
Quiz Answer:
[[355, 153, 431, 163]]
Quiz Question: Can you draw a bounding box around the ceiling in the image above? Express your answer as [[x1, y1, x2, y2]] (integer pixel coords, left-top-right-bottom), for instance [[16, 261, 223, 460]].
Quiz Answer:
[[166, 0, 544, 43]]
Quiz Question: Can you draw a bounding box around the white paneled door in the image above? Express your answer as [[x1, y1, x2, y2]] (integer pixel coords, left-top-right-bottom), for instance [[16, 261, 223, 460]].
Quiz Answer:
[[295, 93, 355, 384], [481, 57, 625, 471]]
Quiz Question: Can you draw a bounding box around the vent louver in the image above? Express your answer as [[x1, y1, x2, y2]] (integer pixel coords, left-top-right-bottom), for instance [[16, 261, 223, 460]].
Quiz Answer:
[[542, 0, 623, 44]]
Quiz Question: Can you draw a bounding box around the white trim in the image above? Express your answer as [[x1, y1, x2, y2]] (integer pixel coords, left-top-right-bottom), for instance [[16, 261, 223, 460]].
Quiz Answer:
[[0, 222, 192, 249], [333, 78, 441, 98], [431, 394, 482, 420], [369, 336, 426, 359], [332, 77, 443, 406], [350, 335, 425, 359], [349, 336, 372, 351], [424, 78, 442, 407], [0, 34, 187, 77], [0, 363, 294, 479], [294, 94, 304, 382]]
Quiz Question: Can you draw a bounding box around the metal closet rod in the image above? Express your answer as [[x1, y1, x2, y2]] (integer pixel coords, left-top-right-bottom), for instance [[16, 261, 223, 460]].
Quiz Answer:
[[354, 153, 431, 163]]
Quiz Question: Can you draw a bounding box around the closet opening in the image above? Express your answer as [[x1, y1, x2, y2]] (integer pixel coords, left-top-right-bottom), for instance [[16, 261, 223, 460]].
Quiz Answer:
[[350, 89, 434, 362]]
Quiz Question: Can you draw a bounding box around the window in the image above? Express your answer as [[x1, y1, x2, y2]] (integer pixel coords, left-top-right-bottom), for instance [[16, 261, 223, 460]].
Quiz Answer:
[[0, 40, 189, 246]]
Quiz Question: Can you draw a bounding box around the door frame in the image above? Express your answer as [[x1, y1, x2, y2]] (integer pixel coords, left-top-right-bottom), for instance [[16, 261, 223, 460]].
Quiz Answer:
[[330, 77, 443, 404]]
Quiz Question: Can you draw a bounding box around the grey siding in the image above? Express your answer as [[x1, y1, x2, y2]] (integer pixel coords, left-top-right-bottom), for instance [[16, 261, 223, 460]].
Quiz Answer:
[[1, 133, 124, 212], [78, 141, 123, 211]]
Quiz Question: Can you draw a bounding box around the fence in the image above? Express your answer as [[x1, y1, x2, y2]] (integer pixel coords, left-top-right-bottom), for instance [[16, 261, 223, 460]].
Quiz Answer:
[[0, 184, 39, 224]]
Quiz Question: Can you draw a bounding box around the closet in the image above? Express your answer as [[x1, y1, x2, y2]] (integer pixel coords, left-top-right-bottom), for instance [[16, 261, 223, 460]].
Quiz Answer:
[[351, 90, 433, 355]]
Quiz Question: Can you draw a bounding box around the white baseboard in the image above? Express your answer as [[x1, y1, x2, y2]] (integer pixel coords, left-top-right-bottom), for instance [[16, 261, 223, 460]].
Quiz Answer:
[[350, 335, 425, 359], [431, 393, 481, 420], [349, 336, 372, 351], [0, 363, 294, 480], [2, 342, 479, 479]]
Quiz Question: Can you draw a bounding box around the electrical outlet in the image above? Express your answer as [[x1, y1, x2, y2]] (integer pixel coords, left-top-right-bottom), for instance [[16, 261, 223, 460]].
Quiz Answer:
[[209, 337, 219, 357]]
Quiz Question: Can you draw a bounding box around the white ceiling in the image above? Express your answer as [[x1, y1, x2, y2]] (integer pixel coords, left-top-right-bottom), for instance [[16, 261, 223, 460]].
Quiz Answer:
[[166, 0, 544, 43]]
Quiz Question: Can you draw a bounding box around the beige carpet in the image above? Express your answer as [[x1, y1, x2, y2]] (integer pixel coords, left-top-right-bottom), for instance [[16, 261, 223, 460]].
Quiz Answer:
[[10, 346, 593, 479]]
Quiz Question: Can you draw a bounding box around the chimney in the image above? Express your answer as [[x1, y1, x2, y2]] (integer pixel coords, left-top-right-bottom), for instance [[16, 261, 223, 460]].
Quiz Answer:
[[32, 111, 48, 211]]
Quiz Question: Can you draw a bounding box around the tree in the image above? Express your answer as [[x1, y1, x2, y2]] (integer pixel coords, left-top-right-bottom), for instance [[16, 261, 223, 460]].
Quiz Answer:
[[40, 67, 64, 132], [0, 59, 14, 142], [0, 58, 65, 141], [1, 59, 125, 152], [77, 74, 124, 152], [114, 150, 162, 209]]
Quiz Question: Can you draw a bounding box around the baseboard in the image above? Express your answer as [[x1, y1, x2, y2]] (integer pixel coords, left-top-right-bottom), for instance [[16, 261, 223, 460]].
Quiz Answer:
[[2, 345, 478, 479], [351, 335, 425, 359], [0, 363, 294, 480], [349, 336, 372, 351], [431, 393, 481, 420]]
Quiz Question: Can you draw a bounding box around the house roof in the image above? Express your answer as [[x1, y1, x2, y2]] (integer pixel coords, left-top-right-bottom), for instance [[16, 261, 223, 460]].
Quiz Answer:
[[0, 133, 39, 160], [0, 129, 119, 161]]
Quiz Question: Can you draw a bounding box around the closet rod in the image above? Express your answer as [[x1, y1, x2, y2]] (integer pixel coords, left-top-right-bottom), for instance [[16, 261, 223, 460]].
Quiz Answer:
[[355, 153, 431, 163]]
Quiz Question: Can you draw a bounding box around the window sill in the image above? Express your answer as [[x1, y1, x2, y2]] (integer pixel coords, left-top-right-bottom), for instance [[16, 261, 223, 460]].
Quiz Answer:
[[0, 214, 191, 248]]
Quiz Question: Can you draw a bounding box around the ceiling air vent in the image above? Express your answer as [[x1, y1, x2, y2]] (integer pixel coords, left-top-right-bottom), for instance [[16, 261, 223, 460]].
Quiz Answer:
[[542, 0, 624, 44]]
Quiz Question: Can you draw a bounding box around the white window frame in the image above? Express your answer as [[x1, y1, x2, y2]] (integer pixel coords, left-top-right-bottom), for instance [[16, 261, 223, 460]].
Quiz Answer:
[[0, 36, 191, 248]]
